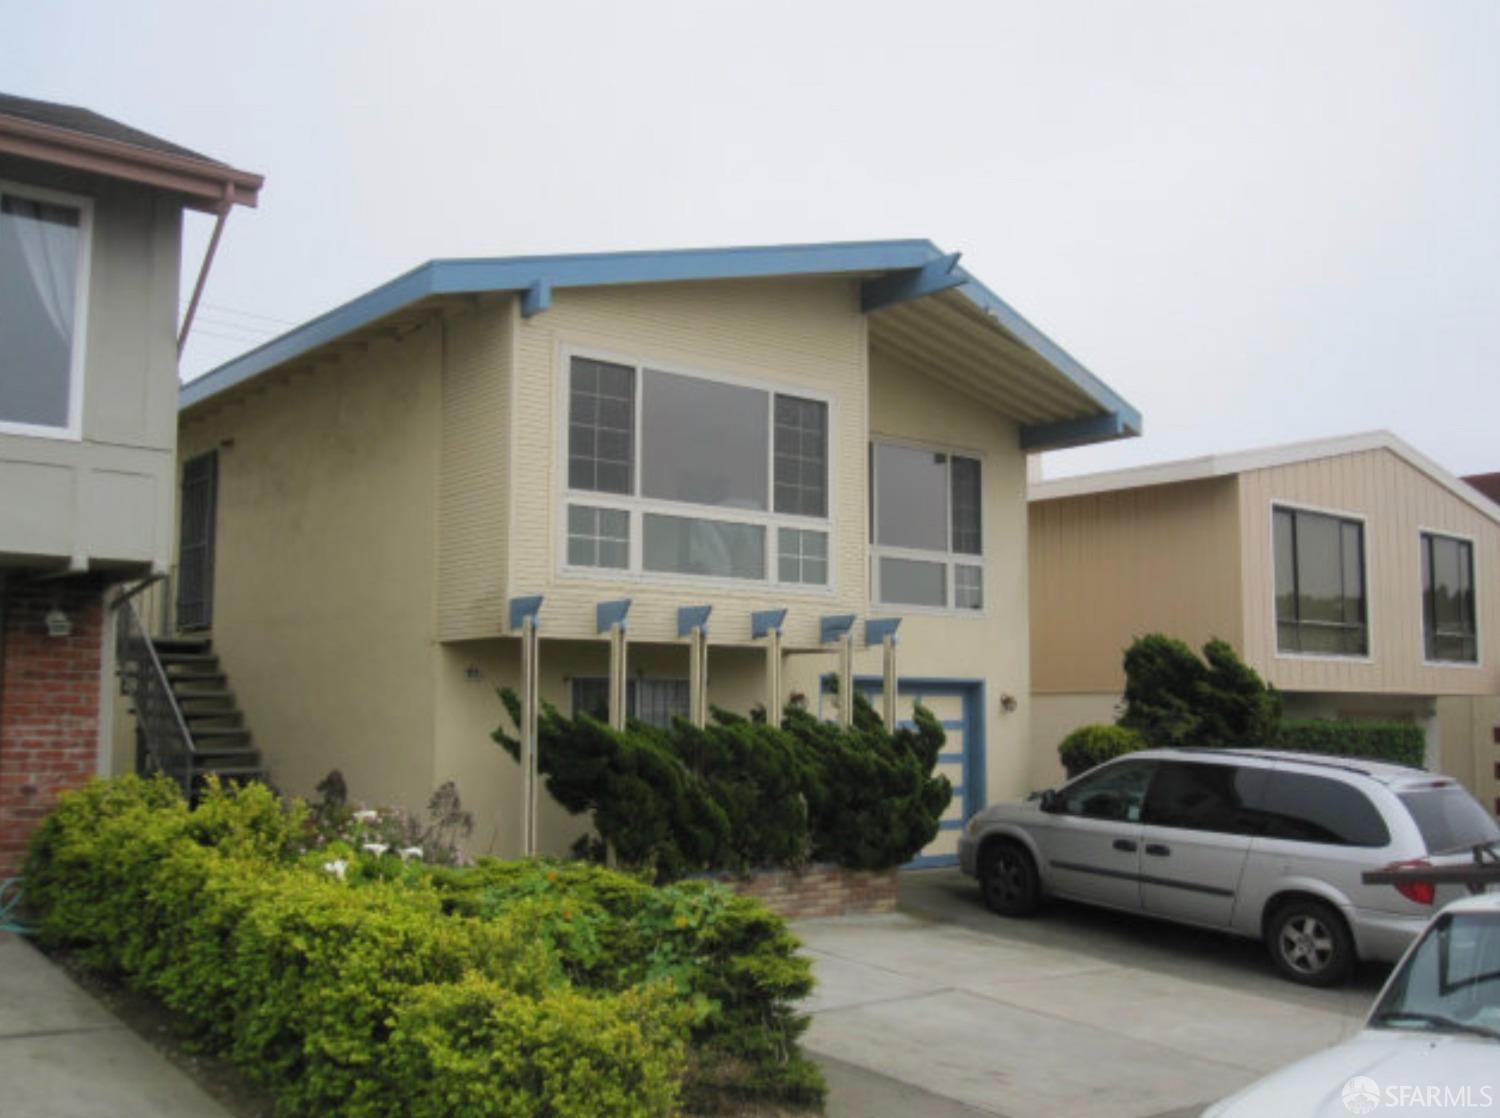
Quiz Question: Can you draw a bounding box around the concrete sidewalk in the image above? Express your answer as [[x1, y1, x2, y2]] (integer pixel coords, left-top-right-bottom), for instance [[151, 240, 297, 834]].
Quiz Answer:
[[0, 932, 233, 1118]]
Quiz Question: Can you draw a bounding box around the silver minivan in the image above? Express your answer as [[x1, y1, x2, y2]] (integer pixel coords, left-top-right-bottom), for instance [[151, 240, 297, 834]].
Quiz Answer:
[[958, 748, 1500, 985]]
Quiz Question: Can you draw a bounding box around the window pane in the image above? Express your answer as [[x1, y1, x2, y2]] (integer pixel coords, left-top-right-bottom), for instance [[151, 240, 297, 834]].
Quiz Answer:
[[774, 395, 827, 517], [879, 556, 946, 606], [778, 527, 828, 586], [568, 357, 634, 494], [636, 679, 690, 728], [875, 444, 948, 551], [951, 456, 982, 555], [566, 505, 628, 570], [641, 369, 768, 510], [1424, 534, 1478, 662], [1259, 772, 1391, 847], [1059, 761, 1155, 821], [955, 564, 983, 610], [1142, 762, 1269, 836], [1273, 508, 1296, 625], [1341, 521, 1364, 625], [1295, 512, 1343, 623], [643, 514, 765, 579], [0, 194, 81, 429]]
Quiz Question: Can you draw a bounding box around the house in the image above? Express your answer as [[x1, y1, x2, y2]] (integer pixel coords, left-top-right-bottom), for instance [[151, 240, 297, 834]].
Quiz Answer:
[[0, 92, 262, 875], [1027, 431, 1500, 815], [149, 241, 1142, 866]]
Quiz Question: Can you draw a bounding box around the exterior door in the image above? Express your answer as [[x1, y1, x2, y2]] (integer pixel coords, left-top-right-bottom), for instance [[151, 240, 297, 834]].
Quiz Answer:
[[841, 677, 985, 869], [1035, 759, 1153, 911], [177, 451, 218, 631], [1137, 761, 1265, 927]]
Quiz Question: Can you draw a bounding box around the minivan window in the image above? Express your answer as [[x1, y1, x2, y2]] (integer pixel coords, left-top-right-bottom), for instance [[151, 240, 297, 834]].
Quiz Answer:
[[1142, 762, 1268, 836], [1399, 787, 1500, 854], [1057, 761, 1155, 822], [1259, 771, 1391, 847]]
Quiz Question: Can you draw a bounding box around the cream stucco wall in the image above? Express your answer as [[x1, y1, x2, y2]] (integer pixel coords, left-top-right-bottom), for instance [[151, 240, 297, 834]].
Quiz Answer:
[[175, 322, 444, 810], [0, 157, 182, 572], [1029, 692, 1122, 791]]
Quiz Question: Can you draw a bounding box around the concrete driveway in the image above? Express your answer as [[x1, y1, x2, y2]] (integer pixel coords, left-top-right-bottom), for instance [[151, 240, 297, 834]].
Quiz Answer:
[[796, 868, 1391, 1118]]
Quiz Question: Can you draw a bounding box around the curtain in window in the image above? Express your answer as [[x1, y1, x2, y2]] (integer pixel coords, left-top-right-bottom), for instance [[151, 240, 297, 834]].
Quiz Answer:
[[5, 196, 78, 343]]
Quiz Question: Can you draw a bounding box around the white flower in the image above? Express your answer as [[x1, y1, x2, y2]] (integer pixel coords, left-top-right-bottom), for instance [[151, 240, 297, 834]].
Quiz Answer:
[[363, 842, 389, 858], [399, 846, 424, 862], [352, 809, 379, 823], [322, 858, 348, 881]]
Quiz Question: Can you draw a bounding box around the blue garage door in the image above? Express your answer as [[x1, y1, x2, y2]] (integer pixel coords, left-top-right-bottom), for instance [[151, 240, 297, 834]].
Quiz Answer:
[[825, 676, 987, 869]]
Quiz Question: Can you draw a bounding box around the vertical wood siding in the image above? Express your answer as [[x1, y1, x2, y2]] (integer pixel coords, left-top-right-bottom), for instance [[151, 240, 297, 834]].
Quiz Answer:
[[1239, 448, 1500, 695], [1029, 477, 1244, 693], [438, 300, 513, 640]]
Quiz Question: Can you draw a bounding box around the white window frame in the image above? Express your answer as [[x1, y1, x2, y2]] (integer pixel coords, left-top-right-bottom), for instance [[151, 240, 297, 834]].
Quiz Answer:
[[869, 435, 987, 616], [555, 343, 836, 594], [1417, 526, 1483, 669], [0, 179, 93, 441], [1268, 500, 1374, 663]]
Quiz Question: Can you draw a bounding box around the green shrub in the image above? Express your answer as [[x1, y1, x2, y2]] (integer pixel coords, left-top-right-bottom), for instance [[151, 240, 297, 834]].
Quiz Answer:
[[24, 777, 687, 1117], [1274, 720, 1426, 767], [494, 688, 950, 879], [1119, 635, 1281, 748], [1058, 724, 1149, 778]]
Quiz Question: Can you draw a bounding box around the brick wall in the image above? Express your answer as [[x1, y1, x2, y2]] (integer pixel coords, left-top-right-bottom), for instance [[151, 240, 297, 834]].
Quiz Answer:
[[0, 577, 108, 878], [716, 864, 900, 919]]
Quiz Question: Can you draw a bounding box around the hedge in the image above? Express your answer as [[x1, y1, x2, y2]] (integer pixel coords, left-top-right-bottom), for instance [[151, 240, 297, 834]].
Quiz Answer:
[[24, 777, 827, 1115], [1058, 724, 1149, 778], [493, 689, 950, 880], [1273, 719, 1426, 768]]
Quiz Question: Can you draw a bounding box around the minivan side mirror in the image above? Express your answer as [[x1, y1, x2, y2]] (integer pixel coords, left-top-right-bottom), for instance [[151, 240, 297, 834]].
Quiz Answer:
[[1037, 789, 1061, 814]]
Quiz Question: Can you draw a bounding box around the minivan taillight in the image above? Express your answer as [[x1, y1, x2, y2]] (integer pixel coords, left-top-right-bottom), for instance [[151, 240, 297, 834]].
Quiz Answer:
[[1389, 858, 1436, 905]]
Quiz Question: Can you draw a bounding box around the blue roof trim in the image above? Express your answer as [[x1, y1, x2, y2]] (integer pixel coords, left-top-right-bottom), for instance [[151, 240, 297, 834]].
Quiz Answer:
[[859, 252, 964, 312], [179, 238, 1141, 440], [864, 617, 902, 646], [596, 599, 631, 633], [1020, 411, 1138, 452], [819, 614, 857, 644], [507, 595, 544, 631], [676, 604, 712, 637], [750, 608, 787, 639]]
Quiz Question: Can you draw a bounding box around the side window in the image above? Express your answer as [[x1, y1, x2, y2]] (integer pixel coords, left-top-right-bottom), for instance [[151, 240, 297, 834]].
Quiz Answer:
[[1057, 761, 1155, 823], [1258, 771, 1391, 847], [1142, 762, 1269, 835], [176, 450, 218, 632]]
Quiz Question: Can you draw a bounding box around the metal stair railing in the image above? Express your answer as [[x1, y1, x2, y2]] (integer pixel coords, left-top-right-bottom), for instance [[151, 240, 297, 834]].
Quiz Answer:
[[115, 580, 198, 796]]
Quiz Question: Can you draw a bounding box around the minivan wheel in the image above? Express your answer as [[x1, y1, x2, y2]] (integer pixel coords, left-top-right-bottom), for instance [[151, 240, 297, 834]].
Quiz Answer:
[[1267, 899, 1354, 987], [979, 842, 1040, 917]]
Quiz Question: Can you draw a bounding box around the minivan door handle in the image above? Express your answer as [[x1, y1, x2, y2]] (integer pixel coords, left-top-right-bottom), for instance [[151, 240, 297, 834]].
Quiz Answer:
[[1144, 843, 1171, 857], [1112, 839, 1138, 853]]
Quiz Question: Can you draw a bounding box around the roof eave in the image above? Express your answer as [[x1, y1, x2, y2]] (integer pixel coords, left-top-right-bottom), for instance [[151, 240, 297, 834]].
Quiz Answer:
[[0, 114, 263, 210]]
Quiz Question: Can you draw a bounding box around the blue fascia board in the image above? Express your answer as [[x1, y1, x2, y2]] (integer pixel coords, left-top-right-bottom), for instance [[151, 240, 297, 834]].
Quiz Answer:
[[863, 617, 902, 646], [521, 279, 552, 318], [859, 253, 964, 312], [819, 613, 857, 644], [676, 604, 712, 637], [596, 599, 632, 633], [1019, 410, 1139, 452], [507, 594, 544, 631], [179, 238, 1142, 448]]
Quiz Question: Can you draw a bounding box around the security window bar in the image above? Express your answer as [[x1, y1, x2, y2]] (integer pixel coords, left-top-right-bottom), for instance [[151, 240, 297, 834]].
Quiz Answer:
[[1421, 533, 1477, 663], [563, 354, 831, 585], [566, 505, 629, 569], [0, 184, 91, 436], [1273, 506, 1368, 656], [571, 677, 689, 728], [871, 441, 983, 610]]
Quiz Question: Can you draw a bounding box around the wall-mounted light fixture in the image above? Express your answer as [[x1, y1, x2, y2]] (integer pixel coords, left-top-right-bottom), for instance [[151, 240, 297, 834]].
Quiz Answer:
[[999, 693, 1018, 713], [45, 608, 72, 638]]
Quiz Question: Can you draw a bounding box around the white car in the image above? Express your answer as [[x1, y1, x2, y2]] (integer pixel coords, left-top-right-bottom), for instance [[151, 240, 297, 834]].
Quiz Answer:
[[1203, 888, 1500, 1116]]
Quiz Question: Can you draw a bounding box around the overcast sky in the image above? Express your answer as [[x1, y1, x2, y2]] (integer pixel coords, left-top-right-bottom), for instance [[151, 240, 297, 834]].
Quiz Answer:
[[3, 0, 1496, 478]]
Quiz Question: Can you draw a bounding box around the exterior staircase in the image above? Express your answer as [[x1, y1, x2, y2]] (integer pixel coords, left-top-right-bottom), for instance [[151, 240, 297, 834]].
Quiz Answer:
[[147, 636, 265, 789]]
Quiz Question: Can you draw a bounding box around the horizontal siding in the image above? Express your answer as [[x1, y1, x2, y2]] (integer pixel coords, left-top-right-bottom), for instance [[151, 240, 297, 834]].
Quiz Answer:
[[1239, 448, 1500, 695], [1029, 476, 1243, 693], [509, 277, 868, 648], [438, 299, 512, 640]]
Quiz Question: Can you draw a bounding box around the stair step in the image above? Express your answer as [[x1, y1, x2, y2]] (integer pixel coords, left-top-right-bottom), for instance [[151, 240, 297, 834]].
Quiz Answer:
[[152, 637, 212, 654], [195, 750, 261, 766], [184, 709, 243, 726], [191, 766, 264, 780], [157, 653, 219, 666], [168, 671, 228, 685], [174, 689, 235, 703]]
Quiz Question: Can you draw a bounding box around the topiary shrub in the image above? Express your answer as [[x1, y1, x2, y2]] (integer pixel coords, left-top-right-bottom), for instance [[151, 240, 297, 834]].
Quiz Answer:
[[1274, 719, 1426, 768], [1118, 634, 1281, 748], [1058, 724, 1149, 779]]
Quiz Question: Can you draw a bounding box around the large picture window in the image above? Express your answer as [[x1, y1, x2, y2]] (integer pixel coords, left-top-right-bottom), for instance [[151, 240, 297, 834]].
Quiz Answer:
[[0, 182, 91, 438], [1273, 506, 1368, 656], [1421, 532, 1477, 663], [871, 441, 983, 610], [563, 353, 830, 586]]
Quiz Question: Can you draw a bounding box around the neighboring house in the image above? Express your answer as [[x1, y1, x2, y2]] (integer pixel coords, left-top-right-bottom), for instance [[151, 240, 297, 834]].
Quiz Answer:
[[156, 241, 1141, 866], [1027, 431, 1500, 816], [0, 92, 261, 876]]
